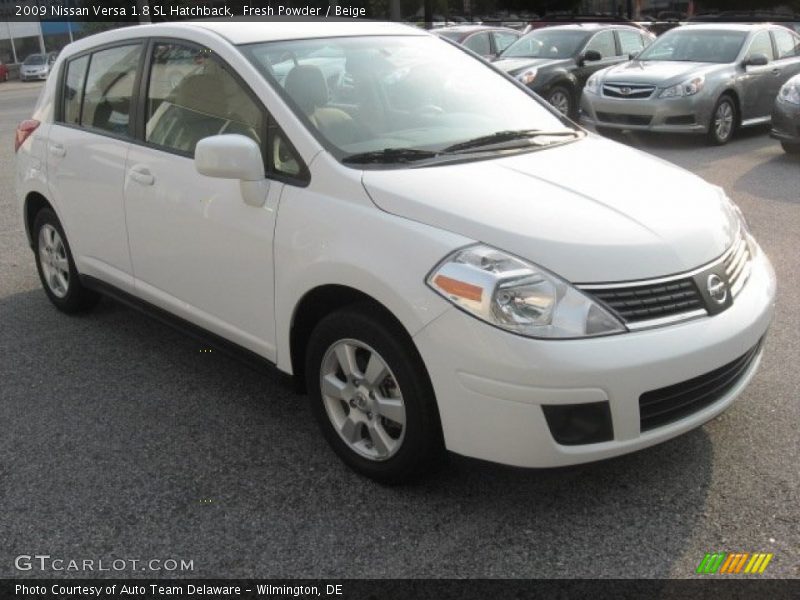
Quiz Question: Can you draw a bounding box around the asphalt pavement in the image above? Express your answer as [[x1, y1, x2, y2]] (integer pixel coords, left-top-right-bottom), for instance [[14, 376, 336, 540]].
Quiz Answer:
[[0, 81, 797, 578]]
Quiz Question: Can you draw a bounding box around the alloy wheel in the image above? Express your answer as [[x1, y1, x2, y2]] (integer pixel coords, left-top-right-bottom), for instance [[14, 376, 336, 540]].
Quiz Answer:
[[714, 100, 734, 142], [38, 224, 70, 298], [549, 90, 571, 116], [319, 339, 406, 461]]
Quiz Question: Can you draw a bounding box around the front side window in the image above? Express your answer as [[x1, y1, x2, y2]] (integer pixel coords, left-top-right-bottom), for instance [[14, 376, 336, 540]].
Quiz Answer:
[[618, 30, 645, 55], [81, 44, 142, 136], [463, 32, 491, 56], [145, 42, 264, 156], [493, 31, 519, 54], [62, 55, 89, 125], [501, 30, 589, 59], [747, 31, 775, 61], [585, 30, 616, 59], [638, 29, 747, 63], [241, 35, 570, 162]]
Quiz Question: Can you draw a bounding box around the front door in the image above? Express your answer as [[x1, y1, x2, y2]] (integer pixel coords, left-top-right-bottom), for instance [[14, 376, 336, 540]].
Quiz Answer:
[[123, 41, 281, 359]]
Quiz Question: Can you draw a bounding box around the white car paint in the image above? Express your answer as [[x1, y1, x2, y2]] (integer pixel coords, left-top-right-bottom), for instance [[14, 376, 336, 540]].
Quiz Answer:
[[16, 21, 775, 470]]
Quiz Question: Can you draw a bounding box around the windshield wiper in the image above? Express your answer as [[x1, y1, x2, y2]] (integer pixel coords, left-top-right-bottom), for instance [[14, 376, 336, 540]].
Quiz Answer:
[[342, 148, 439, 164], [443, 129, 579, 153]]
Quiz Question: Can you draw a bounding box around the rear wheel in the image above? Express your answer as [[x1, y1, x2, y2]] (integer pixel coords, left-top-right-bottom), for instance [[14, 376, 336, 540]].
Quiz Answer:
[[781, 141, 800, 154], [305, 305, 444, 483], [33, 208, 100, 313], [707, 95, 737, 145]]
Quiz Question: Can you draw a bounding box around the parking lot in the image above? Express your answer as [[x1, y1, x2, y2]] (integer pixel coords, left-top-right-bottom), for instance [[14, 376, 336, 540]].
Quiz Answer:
[[0, 80, 797, 578]]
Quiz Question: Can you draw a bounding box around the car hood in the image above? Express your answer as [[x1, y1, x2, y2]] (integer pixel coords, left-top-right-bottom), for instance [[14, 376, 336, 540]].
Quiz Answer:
[[600, 60, 722, 85], [361, 136, 738, 283], [493, 57, 572, 76]]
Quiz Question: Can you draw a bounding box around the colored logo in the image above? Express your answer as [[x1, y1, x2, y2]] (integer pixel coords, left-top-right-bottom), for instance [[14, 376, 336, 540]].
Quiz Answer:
[[696, 552, 773, 574]]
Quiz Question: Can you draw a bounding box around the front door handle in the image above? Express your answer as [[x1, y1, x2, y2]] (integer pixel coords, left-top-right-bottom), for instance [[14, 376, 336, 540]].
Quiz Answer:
[[129, 166, 155, 186], [772, 68, 781, 76], [49, 143, 66, 157]]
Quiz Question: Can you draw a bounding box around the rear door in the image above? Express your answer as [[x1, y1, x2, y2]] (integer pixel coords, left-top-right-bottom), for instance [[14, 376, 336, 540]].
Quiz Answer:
[[46, 42, 144, 292]]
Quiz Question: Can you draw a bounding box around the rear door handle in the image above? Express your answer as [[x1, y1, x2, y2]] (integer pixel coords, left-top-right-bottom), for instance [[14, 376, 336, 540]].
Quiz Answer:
[[129, 166, 155, 186], [49, 143, 66, 157]]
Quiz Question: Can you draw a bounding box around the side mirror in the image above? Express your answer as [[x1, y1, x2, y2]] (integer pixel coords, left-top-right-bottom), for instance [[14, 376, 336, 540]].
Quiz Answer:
[[743, 53, 769, 67], [628, 51, 639, 60], [581, 49, 603, 64], [195, 134, 268, 207]]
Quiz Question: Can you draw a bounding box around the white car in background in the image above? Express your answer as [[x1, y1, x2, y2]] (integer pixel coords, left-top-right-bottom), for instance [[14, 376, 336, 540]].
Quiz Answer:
[[15, 22, 774, 482]]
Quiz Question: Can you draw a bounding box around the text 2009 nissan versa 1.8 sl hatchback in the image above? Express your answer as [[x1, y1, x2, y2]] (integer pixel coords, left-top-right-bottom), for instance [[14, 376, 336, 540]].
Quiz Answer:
[[16, 22, 775, 482]]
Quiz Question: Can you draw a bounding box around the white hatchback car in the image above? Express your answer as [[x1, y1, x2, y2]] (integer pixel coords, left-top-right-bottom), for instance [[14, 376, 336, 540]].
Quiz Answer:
[[16, 22, 775, 482]]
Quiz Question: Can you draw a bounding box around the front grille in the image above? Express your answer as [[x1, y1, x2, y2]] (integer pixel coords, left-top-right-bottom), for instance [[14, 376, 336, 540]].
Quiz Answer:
[[639, 340, 762, 432], [665, 115, 696, 125], [723, 231, 752, 297], [602, 83, 655, 99], [585, 278, 704, 324], [596, 112, 652, 126]]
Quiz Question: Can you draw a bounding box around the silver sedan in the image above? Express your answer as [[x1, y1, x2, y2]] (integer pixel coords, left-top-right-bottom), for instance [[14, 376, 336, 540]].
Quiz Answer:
[[580, 24, 800, 144]]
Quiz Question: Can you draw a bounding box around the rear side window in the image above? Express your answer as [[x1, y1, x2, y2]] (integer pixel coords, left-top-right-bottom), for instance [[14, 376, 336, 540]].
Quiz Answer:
[[63, 55, 89, 125], [773, 29, 800, 58], [80, 44, 142, 136], [618, 30, 645, 55], [145, 42, 264, 156]]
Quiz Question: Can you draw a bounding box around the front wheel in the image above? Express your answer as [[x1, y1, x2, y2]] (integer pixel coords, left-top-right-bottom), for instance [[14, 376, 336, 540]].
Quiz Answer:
[[305, 306, 444, 483], [781, 141, 800, 154], [547, 85, 573, 118], [707, 95, 737, 145], [33, 208, 100, 313]]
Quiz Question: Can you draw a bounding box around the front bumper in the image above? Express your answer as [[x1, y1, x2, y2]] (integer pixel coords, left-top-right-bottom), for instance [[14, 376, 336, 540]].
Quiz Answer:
[[770, 100, 800, 143], [413, 247, 775, 468], [580, 90, 712, 133], [21, 71, 48, 81]]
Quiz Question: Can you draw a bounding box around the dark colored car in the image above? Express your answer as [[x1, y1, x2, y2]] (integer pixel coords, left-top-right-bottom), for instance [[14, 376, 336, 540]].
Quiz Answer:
[[433, 25, 522, 60], [494, 24, 655, 118], [0, 61, 8, 82], [771, 73, 800, 153]]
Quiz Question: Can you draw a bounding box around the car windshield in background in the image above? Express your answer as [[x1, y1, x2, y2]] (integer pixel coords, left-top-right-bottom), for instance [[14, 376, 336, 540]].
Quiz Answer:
[[241, 35, 572, 163], [24, 54, 46, 65], [500, 30, 589, 59], [637, 29, 748, 63]]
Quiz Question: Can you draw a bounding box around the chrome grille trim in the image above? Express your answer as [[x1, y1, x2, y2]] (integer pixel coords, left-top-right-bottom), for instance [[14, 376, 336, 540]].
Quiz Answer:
[[602, 83, 656, 99], [578, 227, 753, 330]]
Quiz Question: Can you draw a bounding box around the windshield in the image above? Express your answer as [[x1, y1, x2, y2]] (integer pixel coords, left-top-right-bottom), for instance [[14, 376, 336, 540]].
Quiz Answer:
[[24, 54, 45, 65], [500, 30, 589, 59], [241, 35, 571, 163], [637, 29, 747, 63]]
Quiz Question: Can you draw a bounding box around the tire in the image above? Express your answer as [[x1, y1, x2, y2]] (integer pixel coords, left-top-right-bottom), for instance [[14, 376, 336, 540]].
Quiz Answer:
[[781, 141, 800, 154], [305, 305, 445, 483], [547, 85, 574, 119], [707, 95, 737, 145], [33, 208, 100, 313]]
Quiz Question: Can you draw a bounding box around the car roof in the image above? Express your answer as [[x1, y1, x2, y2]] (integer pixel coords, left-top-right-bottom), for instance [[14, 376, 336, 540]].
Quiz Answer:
[[433, 25, 513, 33], [680, 23, 773, 32], [173, 20, 427, 45], [530, 23, 637, 32]]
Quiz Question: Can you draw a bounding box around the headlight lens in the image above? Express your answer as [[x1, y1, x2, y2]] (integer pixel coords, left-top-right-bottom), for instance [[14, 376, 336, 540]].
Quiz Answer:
[[427, 245, 627, 339], [659, 76, 705, 98], [584, 74, 600, 94], [778, 80, 800, 105], [517, 68, 537, 86]]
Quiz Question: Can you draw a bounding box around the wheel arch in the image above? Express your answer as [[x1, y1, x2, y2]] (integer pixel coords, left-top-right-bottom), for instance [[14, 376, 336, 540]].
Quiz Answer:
[[717, 88, 742, 127], [24, 191, 55, 248], [289, 284, 424, 391]]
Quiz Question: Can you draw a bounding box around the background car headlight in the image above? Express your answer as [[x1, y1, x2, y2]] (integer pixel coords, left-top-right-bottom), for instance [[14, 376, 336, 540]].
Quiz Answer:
[[517, 68, 537, 86], [427, 245, 627, 339], [584, 74, 600, 94], [778, 80, 800, 105], [659, 76, 705, 98]]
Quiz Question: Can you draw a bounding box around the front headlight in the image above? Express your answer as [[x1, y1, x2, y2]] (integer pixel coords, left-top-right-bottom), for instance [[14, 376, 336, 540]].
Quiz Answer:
[[584, 74, 600, 95], [427, 245, 627, 339], [659, 75, 705, 98], [517, 68, 537, 86], [778, 80, 800, 105]]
